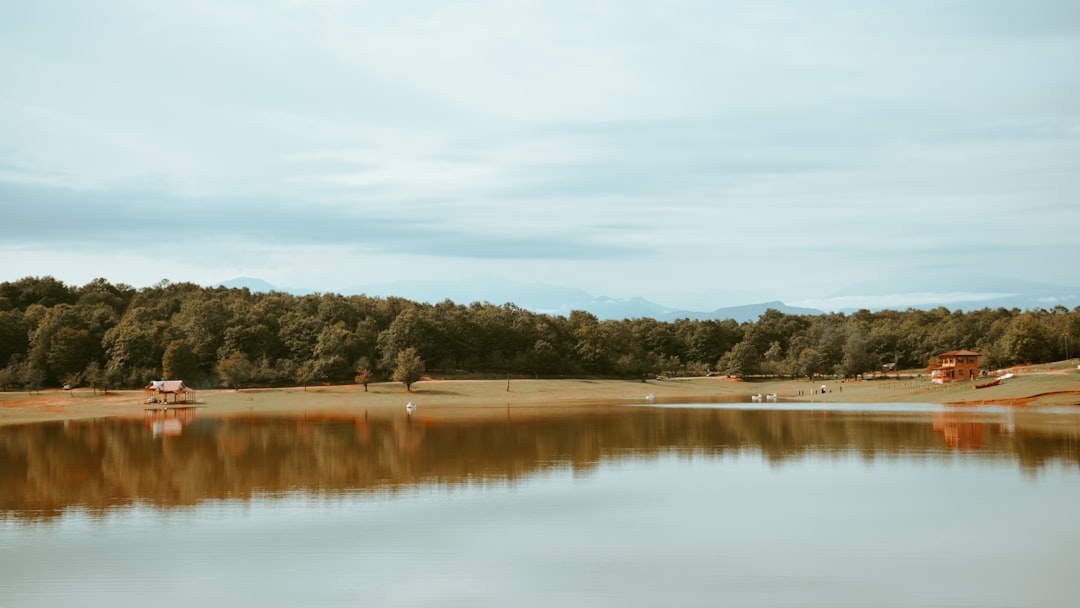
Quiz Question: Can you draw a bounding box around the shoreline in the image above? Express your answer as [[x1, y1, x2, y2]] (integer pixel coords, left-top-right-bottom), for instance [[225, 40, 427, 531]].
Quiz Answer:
[[2, 364, 1077, 426]]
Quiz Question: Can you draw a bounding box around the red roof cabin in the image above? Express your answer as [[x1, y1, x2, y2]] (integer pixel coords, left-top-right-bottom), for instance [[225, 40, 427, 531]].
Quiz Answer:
[[144, 380, 196, 404], [931, 350, 980, 384]]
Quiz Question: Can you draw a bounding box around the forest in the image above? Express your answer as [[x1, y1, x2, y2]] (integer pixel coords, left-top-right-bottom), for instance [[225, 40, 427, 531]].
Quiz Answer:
[[0, 276, 1076, 392]]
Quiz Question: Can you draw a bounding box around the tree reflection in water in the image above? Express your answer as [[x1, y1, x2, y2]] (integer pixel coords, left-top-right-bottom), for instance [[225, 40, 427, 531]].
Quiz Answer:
[[1, 405, 1078, 519]]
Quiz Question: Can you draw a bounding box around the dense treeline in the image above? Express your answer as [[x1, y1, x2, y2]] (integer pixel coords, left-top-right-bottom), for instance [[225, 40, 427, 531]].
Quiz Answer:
[[0, 276, 1077, 391]]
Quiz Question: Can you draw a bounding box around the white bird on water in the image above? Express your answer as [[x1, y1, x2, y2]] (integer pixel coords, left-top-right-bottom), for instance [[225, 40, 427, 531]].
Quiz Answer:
[[406, 402, 416, 414], [645, 393, 655, 401]]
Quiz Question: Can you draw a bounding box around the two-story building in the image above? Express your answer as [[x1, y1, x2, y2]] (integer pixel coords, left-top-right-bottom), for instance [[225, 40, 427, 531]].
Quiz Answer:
[[931, 350, 980, 383]]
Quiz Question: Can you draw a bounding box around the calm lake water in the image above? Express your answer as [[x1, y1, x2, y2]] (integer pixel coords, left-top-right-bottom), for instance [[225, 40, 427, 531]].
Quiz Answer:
[[2, 402, 1079, 607]]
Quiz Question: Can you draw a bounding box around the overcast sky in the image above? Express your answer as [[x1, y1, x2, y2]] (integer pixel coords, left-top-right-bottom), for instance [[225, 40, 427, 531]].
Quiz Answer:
[[2, 1, 1078, 310]]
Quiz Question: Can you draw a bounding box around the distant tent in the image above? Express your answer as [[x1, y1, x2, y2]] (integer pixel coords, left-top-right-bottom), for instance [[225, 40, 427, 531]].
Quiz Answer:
[[144, 380, 196, 404]]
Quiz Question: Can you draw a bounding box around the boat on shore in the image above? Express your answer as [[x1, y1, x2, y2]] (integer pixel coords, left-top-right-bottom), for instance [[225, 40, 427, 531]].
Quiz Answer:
[[974, 378, 1001, 389]]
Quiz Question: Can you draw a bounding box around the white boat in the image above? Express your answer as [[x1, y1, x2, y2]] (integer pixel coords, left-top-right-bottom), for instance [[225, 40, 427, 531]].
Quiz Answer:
[[406, 402, 416, 414]]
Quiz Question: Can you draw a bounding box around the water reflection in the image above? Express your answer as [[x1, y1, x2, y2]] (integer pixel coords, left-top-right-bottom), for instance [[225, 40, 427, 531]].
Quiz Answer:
[[1, 404, 1078, 519], [144, 406, 199, 438], [932, 411, 985, 450]]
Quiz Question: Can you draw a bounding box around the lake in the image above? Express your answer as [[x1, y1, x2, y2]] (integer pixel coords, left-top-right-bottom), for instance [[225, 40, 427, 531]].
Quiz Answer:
[[2, 402, 1079, 607]]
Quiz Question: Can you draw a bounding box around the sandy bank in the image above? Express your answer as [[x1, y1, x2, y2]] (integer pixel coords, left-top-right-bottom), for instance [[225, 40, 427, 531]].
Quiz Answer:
[[2, 364, 1077, 426]]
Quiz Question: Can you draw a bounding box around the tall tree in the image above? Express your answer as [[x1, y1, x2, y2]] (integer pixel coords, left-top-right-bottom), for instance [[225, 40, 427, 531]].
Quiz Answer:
[[103, 307, 168, 386], [393, 347, 425, 391], [45, 327, 95, 382], [162, 339, 200, 381], [84, 360, 104, 395], [720, 341, 761, 378], [295, 359, 317, 391], [172, 296, 230, 376], [354, 356, 373, 391], [999, 312, 1052, 365], [840, 329, 878, 378], [0, 310, 28, 368], [568, 310, 605, 374], [312, 322, 362, 382]]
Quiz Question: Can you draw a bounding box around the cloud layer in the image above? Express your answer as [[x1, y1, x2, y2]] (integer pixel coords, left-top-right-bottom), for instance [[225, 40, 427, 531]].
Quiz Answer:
[[2, 1, 1078, 306]]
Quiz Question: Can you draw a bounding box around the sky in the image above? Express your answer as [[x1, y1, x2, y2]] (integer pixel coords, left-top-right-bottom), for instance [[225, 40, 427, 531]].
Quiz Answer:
[[2, 0, 1078, 311]]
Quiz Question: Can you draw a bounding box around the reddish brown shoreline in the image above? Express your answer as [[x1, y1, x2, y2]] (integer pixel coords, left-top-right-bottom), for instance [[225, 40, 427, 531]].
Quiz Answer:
[[2, 366, 1077, 426]]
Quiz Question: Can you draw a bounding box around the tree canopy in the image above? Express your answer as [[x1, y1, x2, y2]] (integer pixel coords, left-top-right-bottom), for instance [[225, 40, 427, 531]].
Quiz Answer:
[[1, 276, 1077, 391]]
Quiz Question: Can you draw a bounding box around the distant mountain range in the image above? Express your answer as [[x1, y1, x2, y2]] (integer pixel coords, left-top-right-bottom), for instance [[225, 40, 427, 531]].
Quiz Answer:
[[215, 274, 1080, 323], [797, 274, 1080, 314], [214, 276, 823, 323]]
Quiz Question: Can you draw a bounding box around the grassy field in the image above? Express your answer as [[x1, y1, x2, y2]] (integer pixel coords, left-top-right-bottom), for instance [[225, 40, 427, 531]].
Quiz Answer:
[[1, 360, 1077, 426]]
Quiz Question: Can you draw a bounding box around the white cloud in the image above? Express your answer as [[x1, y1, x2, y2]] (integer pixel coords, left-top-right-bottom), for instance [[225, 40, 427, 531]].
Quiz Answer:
[[1, 0, 1078, 303]]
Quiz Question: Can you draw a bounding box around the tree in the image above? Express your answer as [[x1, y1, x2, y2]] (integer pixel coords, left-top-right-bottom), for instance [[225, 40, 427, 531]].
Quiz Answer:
[[21, 361, 46, 395], [793, 347, 826, 379], [761, 341, 784, 376], [217, 351, 254, 389], [354, 356, 373, 391], [720, 341, 760, 378], [567, 310, 605, 373], [84, 360, 104, 395], [999, 312, 1052, 365], [252, 355, 293, 387], [279, 297, 323, 361], [840, 330, 877, 378], [172, 296, 229, 375], [45, 327, 95, 383], [392, 347, 425, 391], [614, 352, 650, 380], [655, 353, 683, 378], [102, 307, 168, 385], [528, 338, 561, 375], [0, 354, 28, 391], [676, 318, 742, 368], [0, 364, 17, 391], [0, 310, 28, 370], [377, 306, 427, 370], [162, 339, 200, 381], [25, 303, 114, 386], [295, 359, 317, 391], [311, 322, 362, 382], [103, 361, 124, 394]]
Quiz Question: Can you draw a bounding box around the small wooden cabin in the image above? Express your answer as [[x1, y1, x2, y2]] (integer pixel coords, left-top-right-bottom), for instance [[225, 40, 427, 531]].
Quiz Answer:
[[932, 350, 980, 383], [144, 380, 196, 404]]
